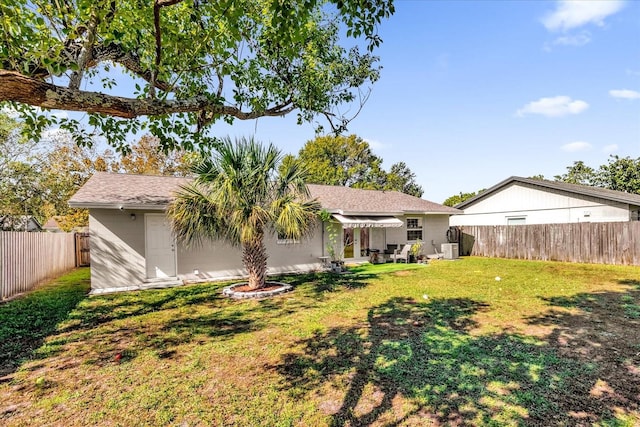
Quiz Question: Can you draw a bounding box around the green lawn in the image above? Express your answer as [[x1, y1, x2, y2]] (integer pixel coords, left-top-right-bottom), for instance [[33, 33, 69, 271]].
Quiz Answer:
[[1, 258, 639, 426]]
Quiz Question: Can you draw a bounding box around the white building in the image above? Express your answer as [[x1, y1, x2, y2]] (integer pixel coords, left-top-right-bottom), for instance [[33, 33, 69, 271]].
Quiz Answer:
[[450, 176, 640, 226]]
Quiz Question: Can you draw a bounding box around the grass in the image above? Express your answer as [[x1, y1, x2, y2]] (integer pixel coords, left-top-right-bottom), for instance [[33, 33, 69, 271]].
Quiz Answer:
[[0, 269, 90, 377], [1, 258, 639, 426]]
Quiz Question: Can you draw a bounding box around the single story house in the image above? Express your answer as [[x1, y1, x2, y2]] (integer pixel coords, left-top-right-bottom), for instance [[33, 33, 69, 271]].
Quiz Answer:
[[450, 176, 640, 226], [69, 172, 460, 294]]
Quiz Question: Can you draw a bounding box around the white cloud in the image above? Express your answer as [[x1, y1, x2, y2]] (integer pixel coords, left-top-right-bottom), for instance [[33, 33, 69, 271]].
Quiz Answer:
[[542, 0, 626, 32], [363, 138, 386, 151], [561, 141, 592, 152], [552, 31, 592, 47], [609, 89, 640, 100], [516, 96, 589, 118], [602, 144, 619, 153]]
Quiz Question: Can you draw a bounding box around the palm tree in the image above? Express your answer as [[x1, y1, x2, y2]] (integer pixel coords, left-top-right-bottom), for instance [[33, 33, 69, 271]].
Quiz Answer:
[[168, 137, 320, 290]]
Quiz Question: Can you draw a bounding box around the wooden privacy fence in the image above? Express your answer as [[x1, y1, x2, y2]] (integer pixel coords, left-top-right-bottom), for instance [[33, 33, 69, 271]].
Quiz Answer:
[[459, 222, 640, 266], [0, 232, 77, 300]]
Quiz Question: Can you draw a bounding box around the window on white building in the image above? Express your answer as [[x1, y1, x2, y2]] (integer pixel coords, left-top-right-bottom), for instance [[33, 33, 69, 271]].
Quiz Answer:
[[406, 217, 422, 241], [506, 217, 526, 225], [276, 232, 299, 244]]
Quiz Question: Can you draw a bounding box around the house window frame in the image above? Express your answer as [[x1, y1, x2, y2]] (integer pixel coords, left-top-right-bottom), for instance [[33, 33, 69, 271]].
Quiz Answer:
[[276, 231, 300, 245], [506, 216, 526, 225], [406, 217, 423, 242]]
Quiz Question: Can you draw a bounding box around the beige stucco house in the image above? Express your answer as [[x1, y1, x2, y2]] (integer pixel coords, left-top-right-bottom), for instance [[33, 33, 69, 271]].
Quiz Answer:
[[69, 172, 460, 294], [450, 176, 640, 226]]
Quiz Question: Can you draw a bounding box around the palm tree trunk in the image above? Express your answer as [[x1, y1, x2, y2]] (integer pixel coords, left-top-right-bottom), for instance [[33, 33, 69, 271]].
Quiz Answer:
[[242, 237, 268, 290]]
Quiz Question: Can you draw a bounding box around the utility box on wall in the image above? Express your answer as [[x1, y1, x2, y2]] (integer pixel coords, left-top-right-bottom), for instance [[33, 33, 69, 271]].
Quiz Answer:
[[441, 243, 459, 260]]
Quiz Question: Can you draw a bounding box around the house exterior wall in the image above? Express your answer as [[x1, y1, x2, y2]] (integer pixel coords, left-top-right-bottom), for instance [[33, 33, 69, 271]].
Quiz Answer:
[[177, 219, 325, 282], [450, 183, 631, 226], [89, 209, 148, 293], [89, 209, 453, 293], [89, 209, 326, 292]]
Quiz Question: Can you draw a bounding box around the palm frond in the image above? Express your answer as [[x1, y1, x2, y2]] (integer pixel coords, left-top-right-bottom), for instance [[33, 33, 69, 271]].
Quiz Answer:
[[167, 136, 321, 287]]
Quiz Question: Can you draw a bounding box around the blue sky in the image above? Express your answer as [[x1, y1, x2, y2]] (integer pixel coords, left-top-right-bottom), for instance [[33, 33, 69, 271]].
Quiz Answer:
[[16, 0, 638, 204], [215, 0, 640, 203]]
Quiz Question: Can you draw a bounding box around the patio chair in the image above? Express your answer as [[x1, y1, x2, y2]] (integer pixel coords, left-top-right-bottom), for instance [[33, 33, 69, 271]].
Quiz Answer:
[[392, 244, 411, 263]]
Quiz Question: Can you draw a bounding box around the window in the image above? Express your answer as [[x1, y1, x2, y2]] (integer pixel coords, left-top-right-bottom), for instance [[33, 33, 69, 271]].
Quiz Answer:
[[406, 218, 419, 229], [506, 217, 526, 225], [276, 232, 299, 244], [406, 217, 422, 241]]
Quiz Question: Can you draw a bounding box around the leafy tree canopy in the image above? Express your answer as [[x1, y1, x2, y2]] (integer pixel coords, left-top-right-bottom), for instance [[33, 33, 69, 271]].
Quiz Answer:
[[0, 117, 193, 230], [293, 134, 385, 188], [385, 161, 423, 197], [287, 134, 424, 197], [594, 155, 640, 194], [553, 161, 596, 186], [555, 156, 640, 194], [442, 191, 482, 207], [0, 0, 394, 152]]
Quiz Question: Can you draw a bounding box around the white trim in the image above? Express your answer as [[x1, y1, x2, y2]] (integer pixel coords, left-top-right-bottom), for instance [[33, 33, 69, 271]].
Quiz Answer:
[[332, 214, 403, 228], [69, 202, 167, 210]]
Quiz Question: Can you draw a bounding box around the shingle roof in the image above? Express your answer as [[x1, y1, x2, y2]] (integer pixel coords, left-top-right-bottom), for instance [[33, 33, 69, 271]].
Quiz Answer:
[[455, 176, 640, 209], [68, 172, 190, 209], [307, 184, 460, 214], [69, 172, 460, 214]]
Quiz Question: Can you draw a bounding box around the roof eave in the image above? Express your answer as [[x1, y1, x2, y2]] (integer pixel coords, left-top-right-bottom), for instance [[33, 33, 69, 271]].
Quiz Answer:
[[455, 176, 640, 209], [68, 202, 167, 211]]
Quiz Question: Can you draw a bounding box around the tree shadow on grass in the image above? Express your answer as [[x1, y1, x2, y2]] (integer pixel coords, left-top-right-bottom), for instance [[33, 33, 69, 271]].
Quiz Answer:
[[0, 270, 90, 378], [279, 271, 378, 299], [524, 279, 640, 423], [273, 296, 633, 426], [28, 272, 353, 369], [61, 282, 226, 332], [31, 283, 269, 367]]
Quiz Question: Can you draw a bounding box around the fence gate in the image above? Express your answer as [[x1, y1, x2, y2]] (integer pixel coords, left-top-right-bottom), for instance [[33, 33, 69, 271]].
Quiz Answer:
[[75, 232, 90, 267]]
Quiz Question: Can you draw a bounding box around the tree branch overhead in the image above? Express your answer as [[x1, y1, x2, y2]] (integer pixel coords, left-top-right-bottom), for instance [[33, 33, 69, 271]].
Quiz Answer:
[[0, 0, 394, 150]]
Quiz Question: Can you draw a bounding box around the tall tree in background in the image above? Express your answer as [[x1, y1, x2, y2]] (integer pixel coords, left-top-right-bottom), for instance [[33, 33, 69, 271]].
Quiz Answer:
[[0, 129, 195, 230], [442, 191, 482, 207], [292, 134, 386, 188], [0, 0, 394, 152], [37, 133, 118, 228], [385, 161, 423, 197], [554, 156, 640, 194], [0, 112, 38, 171], [554, 161, 597, 186], [288, 135, 423, 196], [0, 113, 45, 224], [594, 155, 640, 194], [168, 137, 319, 290], [119, 135, 199, 176]]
